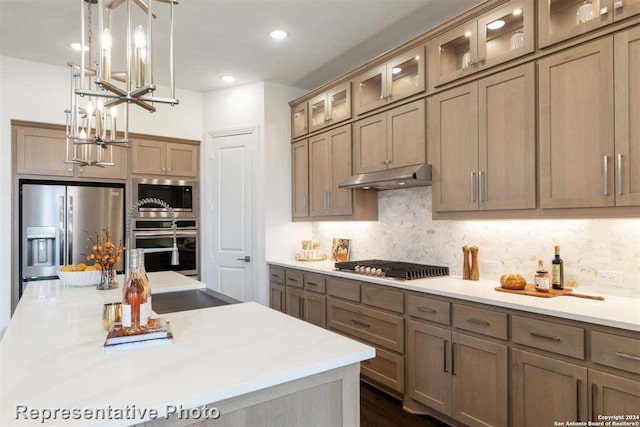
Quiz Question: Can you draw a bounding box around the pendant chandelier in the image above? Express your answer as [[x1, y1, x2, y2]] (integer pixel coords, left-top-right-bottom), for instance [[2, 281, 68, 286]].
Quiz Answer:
[[65, 0, 179, 167]]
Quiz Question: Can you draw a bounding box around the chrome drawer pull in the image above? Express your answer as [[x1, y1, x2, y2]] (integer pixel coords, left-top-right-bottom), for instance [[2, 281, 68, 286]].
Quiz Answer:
[[466, 317, 490, 326], [418, 307, 436, 313], [615, 352, 640, 361], [531, 332, 561, 342], [351, 319, 371, 328]]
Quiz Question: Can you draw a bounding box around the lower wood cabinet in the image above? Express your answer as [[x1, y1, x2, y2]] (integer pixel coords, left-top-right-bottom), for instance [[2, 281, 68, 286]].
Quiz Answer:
[[512, 349, 589, 426], [269, 283, 285, 313], [589, 369, 640, 419], [286, 286, 326, 328], [407, 320, 508, 427], [360, 346, 405, 395]]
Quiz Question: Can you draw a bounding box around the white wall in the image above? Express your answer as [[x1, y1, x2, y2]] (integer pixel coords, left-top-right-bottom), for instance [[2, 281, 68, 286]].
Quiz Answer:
[[0, 55, 203, 332]]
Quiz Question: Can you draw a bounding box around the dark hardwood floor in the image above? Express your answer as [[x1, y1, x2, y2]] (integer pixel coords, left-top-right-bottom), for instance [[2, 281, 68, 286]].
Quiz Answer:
[[361, 382, 448, 427]]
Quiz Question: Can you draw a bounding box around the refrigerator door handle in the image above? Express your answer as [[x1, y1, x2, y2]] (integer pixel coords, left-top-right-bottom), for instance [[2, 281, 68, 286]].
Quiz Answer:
[[68, 196, 73, 266], [59, 195, 66, 266]]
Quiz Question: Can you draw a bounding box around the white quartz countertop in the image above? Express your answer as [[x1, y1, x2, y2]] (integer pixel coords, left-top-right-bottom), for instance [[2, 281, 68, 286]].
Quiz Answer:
[[268, 259, 640, 332], [0, 271, 374, 426]]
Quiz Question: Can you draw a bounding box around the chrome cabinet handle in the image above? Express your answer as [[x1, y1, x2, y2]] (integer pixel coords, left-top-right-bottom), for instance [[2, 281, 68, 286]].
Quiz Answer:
[[479, 171, 485, 202], [617, 154, 623, 195], [466, 317, 490, 326], [576, 379, 582, 422], [470, 172, 477, 203], [615, 351, 640, 361], [328, 190, 332, 210], [302, 193, 307, 211], [531, 332, 561, 342], [59, 196, 66, 266], [603, 155, 609, 196], [68, 196, 73, 265], [351, 319, 371, 328]]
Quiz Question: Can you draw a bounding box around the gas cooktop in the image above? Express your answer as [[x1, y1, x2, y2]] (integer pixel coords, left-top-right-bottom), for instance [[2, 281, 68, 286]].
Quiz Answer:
[[334, 259, 449, 280]]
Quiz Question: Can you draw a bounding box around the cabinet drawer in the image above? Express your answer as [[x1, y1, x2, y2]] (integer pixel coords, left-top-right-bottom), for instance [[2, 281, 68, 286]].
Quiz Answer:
[[269, 267, 285, 285], [303, 273, 326, 294], [362, 284, 404, 313], [591, 331, 640, 375], [328, 299, 404, 353], [407, 294, 450, 325], [512, 316, 585, 360], [327, 277, 361, 302], [453, 304, 508, 340], [361, 347, 405, 394], [285, 269, 304, 288]]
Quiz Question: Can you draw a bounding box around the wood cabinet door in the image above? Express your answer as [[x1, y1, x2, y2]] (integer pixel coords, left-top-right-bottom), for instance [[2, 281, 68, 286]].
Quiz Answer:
[[614, 27, 640, 206], [478, 64, 536, 210], [15, 126, 74, 177], [512, 349, 588, 426], [303, 291, 327, 328], [285, 287, 305, 319], [308, 93, 329, 133], [477, 0, 535, 70], [131, 138, 166, 175], [353, 112, 388, 174], [354, 64, 388, 115], [539, 38, 615, 208], [77, 146, 129, 180], [614, 0, 640, 21], [431, 21, 478, 87], [291, 102, 308, 139], [538, 0, 613, 48], [589, 369, 640, 420], [430, 82, 479, 212], [387, 45, 426, 102], [270, 283, 286, 312], [327, 82, 352, 125], [309, 133, 329, 217], [327, 125, 353, 216], [166, 143, 198, 177], [291, 140, 309, 218], [451, 333, 508, 427], [387, 99, 426, 170], [407, 320, 452, 415]]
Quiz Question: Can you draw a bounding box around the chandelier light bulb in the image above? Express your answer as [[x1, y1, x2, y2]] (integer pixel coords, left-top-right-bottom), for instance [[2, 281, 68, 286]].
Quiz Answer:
[[86, 101, 95, 117], [79, 128, 87, 139], [134, 25, 147, 48], [110, 106, 117, 117], [97, 99, 104, 112], [103, 28, 112, 51]]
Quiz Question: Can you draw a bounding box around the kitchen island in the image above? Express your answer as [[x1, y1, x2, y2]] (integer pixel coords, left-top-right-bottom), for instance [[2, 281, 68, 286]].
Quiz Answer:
[[0, 271, 374, 426]]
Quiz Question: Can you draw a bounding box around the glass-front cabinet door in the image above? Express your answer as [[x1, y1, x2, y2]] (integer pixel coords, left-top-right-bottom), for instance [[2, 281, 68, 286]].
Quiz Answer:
[[387, 46, 425, 102], [431, 21, 478, 87], [478, 0, 534, 69], [291, 103, 308, 139], [354, 64, 387, 115], [613, 0, 640, 20], [327, 82, 351, 125], [308, 93, 328, 133], [539, 0, 613, 48]]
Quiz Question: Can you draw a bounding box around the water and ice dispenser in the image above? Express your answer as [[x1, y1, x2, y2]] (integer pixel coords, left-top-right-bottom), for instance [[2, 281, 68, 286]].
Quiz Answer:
[[26, 227, 57, 267]]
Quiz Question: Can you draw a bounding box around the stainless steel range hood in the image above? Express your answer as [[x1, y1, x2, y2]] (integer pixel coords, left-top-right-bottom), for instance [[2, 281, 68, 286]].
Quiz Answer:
[[339, 164, 432, 190]]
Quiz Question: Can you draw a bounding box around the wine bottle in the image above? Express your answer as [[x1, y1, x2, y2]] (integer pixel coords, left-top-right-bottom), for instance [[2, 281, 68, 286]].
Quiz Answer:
[[122, 250, 148, 333], [551, 246, 564, 290]]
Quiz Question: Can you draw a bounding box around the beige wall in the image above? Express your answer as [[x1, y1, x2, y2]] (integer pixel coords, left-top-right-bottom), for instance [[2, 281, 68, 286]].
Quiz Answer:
[[313, 187, 640, 298]]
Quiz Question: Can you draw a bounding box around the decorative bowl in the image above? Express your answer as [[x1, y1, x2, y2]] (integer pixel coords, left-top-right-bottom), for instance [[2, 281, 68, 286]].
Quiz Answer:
[[58, 270, 102, 287]]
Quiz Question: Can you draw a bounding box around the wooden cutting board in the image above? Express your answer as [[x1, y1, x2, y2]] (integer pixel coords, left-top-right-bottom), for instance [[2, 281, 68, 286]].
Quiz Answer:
[[495, 284, 605, 300]]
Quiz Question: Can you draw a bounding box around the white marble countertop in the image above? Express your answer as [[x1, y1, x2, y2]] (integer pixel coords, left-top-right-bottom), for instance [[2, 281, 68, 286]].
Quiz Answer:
[[268, 259, 640, 332], [0, 272, 374, 426]]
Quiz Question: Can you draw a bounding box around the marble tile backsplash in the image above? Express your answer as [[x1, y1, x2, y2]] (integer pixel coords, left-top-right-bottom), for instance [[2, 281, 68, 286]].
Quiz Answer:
[[312, 187, 640, 298]]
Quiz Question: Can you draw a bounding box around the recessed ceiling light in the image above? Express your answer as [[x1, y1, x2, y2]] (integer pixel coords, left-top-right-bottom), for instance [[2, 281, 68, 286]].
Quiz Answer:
[[487, 20, 506, 30], [70, 42, 89, 51], [464, 31, 472, 38], [270, 30, 288, 40], [221, 75, 235, 83], [513, 8, 523, 16], [392, 67, 402, 74]]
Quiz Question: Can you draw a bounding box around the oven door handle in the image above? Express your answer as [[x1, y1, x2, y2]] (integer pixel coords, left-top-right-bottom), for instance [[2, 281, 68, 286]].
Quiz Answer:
[[133, 230, 198, 238]]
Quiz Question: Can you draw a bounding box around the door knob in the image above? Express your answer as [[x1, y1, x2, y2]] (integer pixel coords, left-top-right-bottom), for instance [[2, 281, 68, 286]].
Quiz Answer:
[[237, 256, 251, 262]]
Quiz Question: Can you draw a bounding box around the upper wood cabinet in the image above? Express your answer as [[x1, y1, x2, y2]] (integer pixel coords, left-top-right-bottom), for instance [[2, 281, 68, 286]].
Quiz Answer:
[[431, 64, 536, 212], [309, 125, 353, 217], [354, 46, 425, 115], [538, 0, 640, 48], [291, 102, 308, 139], [353, 99, 425, 174], [291, 139, 309, 219], [309, 82, 352, 133], [131, 138, 198, 177], [78, 146, 129, 180], [539, 38, 615, 208], [431, 0, 534, 87]]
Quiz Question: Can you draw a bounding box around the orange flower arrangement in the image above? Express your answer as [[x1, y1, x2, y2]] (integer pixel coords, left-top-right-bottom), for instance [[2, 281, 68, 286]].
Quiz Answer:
[[84, 227, 125, 271]]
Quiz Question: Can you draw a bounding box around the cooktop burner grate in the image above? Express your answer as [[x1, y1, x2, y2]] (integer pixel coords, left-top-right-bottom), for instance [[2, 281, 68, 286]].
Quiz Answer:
[[334, 259, 449, 280]]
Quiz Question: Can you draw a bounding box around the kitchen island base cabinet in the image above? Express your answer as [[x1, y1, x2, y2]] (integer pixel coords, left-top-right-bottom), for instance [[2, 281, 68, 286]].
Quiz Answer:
[[140, 364, 360, 427], [589, 370, 640, 419]]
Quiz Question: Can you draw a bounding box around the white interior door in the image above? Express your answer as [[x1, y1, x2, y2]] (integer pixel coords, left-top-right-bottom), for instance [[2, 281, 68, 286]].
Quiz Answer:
[[206, 127, 256, 302]]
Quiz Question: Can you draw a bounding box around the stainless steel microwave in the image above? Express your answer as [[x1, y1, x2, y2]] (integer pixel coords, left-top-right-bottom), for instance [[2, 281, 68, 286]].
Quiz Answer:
[[132, 178, 198, 218]]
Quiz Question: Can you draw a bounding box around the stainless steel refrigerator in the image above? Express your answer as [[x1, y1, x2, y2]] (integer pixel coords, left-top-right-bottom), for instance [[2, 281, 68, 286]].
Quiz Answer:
[[20, 182, 124, 295]]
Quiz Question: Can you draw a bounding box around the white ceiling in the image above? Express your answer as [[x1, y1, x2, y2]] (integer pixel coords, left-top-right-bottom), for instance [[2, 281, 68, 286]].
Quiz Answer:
[[0, 0, 483, 92]]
